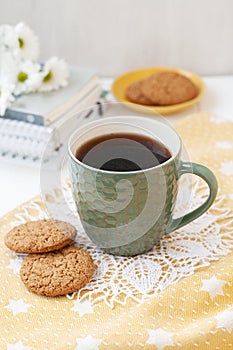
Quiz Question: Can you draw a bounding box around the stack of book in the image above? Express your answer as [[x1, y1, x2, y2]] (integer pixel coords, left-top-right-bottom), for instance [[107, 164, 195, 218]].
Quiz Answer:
[[0, 67, 102, 165]]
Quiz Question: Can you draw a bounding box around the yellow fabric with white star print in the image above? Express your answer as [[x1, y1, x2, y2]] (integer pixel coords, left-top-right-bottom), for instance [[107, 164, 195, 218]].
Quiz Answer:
[[1, 113, 233, 350]]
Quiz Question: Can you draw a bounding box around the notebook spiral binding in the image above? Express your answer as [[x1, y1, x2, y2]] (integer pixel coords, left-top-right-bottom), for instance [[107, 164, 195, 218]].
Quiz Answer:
[[0, 101, 105, 166], [0, 118, 55, 165]]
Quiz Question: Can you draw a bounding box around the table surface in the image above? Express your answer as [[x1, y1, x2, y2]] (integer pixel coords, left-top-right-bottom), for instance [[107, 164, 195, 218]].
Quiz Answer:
[[1, 75, 233, 217]]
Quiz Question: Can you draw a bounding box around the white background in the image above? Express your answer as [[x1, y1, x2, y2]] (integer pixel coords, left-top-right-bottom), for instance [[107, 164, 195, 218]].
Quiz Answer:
[[1, 0, 233, 75]]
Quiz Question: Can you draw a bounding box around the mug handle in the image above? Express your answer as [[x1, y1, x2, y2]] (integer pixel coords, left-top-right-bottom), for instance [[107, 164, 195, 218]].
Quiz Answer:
[[166, 161, 218, 233]]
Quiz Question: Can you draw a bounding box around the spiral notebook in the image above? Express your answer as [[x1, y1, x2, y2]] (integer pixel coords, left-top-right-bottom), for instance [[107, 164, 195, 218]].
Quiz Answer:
[[0, 118, 55, 166], [0, 88, 104, 166]]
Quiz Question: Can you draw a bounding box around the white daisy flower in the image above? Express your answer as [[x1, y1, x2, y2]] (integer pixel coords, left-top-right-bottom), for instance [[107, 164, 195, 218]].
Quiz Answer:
[[15, 22, 39, 61], [0, 84, 15, 116], [14, 60, 41, 95], [0, 51, 18, 86], [39, 57, 69, 92], [0, 24, 19, 53], [0, 50, 16, 114]]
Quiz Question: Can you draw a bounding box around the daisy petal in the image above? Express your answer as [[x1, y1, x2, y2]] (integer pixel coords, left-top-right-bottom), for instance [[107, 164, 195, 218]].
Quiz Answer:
[[15, 22, 39, 61], [39, 57, 70, 92], [14, 60, 41, 95]]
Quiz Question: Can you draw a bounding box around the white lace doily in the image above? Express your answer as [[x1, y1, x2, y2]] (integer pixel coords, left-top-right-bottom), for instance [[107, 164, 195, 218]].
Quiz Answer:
[[9, 179, 233, 308]]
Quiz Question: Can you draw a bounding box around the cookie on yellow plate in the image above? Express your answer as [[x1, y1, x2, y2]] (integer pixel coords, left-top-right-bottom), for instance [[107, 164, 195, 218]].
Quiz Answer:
[[125, 80, 153, 105], [141, 71, 198, 106]]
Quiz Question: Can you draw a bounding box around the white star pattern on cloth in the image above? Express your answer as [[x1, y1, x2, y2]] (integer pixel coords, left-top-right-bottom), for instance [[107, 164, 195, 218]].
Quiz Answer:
[[146, 328, 175, 350], [220, 161, 233, 176], [7, 341, 31, 350], [75, 335, 102, 350], [6, 257, 22, 274], [211, 115, 233, 124], [200, 276, 227, 299], [5, 299, 32, 316], [216, 141, 233, 149], [215, 309, 233, 333], [71, 300, 94, 317]]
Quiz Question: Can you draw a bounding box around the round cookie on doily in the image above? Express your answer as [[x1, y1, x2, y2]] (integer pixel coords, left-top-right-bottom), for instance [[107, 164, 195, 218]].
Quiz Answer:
[[4, 219, 76, 253], [20, 246, 95, 296]]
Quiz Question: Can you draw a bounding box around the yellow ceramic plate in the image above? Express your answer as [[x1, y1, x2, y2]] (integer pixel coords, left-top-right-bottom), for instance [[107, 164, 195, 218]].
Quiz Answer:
[[111, 67, 205, 115]]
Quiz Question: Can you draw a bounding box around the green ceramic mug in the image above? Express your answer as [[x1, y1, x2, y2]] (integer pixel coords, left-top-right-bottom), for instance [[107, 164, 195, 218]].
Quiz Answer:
[[68, 116, 218, 256]]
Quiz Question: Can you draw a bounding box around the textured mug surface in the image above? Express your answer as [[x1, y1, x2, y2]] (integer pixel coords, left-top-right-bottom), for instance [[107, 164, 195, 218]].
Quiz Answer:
[[68, 116, 218, 256]]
